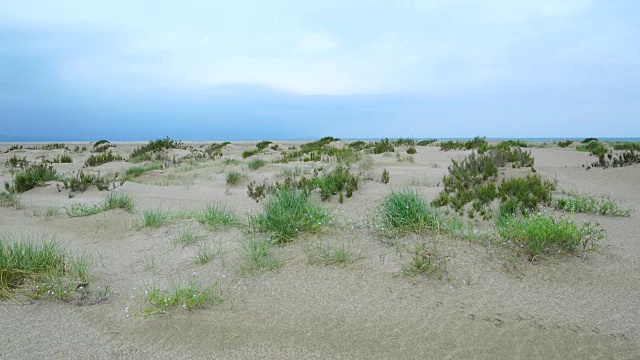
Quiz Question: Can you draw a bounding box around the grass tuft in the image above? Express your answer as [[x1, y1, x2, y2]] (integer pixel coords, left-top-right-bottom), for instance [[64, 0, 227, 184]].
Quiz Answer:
[[142, 279, 222, 316], [66, 193, 134, 217], [555, 191, 631, 217], [498, 213, 605, 259], [239, 238, 284, 273], [247, 158, 267, 170], [305, 243, 356, 266], [251, 187, 331, 243], [197, 203, 240, 229], [140, 209, 169, 228], [377, 189, 440, 236]]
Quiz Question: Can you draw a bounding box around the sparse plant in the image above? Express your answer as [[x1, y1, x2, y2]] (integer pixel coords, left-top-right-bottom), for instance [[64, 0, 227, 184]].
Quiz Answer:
[[197, 203, 240, 229], [52, 154, 73, 163], [4, 155, 29, 169], [129, 137, 183, 163], [555, 191, 631, 217], [173, 227, 201, 247], [142, 278, 222, 316], [194, 242, 222, 265], [239, 238, 284, 273], [305, 242, 355, 266], [0, 191, 20, 208], [399, 242, 449, 280], [124, 162, 164, 179], [381, 168, 390, 184], [557, 140, 573, 148], [140, 209, 169, 228], [242, 149, 260, 159], [247, 158, 267, 170], [226, 171, 244, 185], [417, 139, 437, 146], [256, 140, 272, 150], [63, 171, 115, 193]]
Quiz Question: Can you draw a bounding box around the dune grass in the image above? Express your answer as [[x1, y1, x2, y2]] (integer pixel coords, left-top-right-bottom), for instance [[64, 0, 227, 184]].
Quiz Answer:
[[251, 187, 331, 243], [226, 171, 244, 186], [555, 191, 631, 217], [0, 191, 20, 208], [173, 227, 201, 247], [497, 213, 605, 259], [239, 238, 284, 274], [0, 234, 90, 299], [377, 189, 441, 237], [124, 162, 164, 179], [141, 279, 222, 316], [247, 158, 267, 170], [304, 242, 356, 266], [140, 209, 170, 228], [399, 242, 449, 280], [66, 193, 135, 217], [194, 241, 222, 265], [5, 163, 60, 193], [197, 203, 241, 229]]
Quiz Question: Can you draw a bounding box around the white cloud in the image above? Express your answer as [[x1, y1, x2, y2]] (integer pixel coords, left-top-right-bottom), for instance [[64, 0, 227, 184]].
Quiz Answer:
[[296, 33, 338, 54]]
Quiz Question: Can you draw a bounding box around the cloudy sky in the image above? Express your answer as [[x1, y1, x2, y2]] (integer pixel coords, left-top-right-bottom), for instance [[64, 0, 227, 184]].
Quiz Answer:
[[1, 1, 639, 141]]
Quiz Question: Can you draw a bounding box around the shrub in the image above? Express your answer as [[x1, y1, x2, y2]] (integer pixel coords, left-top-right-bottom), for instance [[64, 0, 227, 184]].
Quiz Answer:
[[348, 140, 367, 151], [129, 137, 183, 162], [251, 187, 331, 243], [93, 140, 115, 153], [124, 162, 163, 179], [256, 140, 272, 150], [406, 147, 417, 154], [399, 242, 449, 279], [557, 140, 573, 148], [612, 142, 640, 151], [5, 163, 59, 193], [314, 165, 359, 201], [0, 191, 20, 208], [498, 175, 556, 216], [381, 168, 390, 184], [498, 214, 604, 259], [85, 151, 124, 167], [52, 154, 73, 163], [379, 189, 440, 235], [372, 138, 394, 154], [40, 143, 69, 151], [417, 139, 437, 146], [242, 149, 260, 159], [226, 171, 243, 185], [63, 171, 114, 193], [4, 155, 29, 169], [581, 138, 598, 143]]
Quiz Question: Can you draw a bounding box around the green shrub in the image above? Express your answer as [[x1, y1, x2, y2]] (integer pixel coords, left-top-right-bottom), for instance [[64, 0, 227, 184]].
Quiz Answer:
[[372, 138, 394, 154], [381, 168, 390, 184], [40, 143, 69, 151], [251, 187, 331, 243], [5, 163, 59, 193], [406, 147, 417, 154], [612, 142, 640, 151], [4, 155, 29, 169], [52, 154, 73, 163], [348, 140, 367, 151], [256, 140, 272, 150], [140, 209, 169, 228], [242, 149, 260, 159], [498, 214, 604, 258], [314, 165, 359, 201], [581, 138, 598, 143], [85, 151, 124, 167], [417, 139, 437, 146], [379, 189, 440, 235], [63, 171, 114, 193], [93, 140, 114, 153], [226, 171, 244, 185], [498, 175, 556, 216], [129, 137, 182, 162], [557, 140, 573, 148]]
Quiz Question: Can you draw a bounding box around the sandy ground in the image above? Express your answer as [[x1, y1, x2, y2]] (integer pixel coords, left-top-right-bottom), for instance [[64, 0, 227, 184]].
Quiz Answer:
[[1, 141, 639, 359]]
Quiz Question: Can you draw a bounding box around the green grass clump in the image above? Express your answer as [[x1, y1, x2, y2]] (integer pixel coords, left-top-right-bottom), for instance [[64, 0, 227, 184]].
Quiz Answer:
[[141, 209, 169, 228], [417, 139, 437, 146], [379, 189, 440, 236], [440, 136, 490, 152], [173, 227, 201, 247], [498, 214, 605, 259], [256, 140, 272, 150], [194, 242, 222, 265], [557, 140, 573, 148], [52, 154, 73, 163], [4, 155, 29, 169], [581, 137, 598, 143], [242, 149, 261, 159], [197, 203, 240, 229], [251, 187, 331, 243], [576, 140, 607, 157], [40, 143, 69, 151], [381, 168, 390, 184], [124, 162, 164, 179], [92, 140, 114, 153], [406, 147, 417, 154], [372, 138, 394, 154], [5, 163, 60, 193], [348, 140, 368, 151], [142, 279, 222, 316], [247, 158, 267, 170], [555, 191, 631, 217], [0, 235, 90, 299], [612, 142, 640, 151], [66, 193, 134, 217], [226, 171, 244, 185], [84, 151, 124, 167]]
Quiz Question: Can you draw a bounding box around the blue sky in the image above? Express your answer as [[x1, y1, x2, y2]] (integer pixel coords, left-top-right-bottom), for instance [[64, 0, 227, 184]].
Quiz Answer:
[[1, 1, 639, 141]]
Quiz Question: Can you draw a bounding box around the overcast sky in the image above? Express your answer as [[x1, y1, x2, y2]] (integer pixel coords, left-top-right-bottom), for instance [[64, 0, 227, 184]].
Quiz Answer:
[[1, 1, 639, 141]]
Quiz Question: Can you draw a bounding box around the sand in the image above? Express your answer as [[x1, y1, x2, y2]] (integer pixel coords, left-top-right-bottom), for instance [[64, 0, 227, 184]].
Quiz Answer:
[[1, 141, 639, 359]]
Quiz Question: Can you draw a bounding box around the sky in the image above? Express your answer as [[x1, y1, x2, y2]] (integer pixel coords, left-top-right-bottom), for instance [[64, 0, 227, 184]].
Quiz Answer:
[[1, 0, 639, 141]]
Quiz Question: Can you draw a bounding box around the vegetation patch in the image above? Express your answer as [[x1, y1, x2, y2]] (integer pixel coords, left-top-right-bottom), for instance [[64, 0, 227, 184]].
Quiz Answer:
[[5, 163, 60, 193], [140, 278, 222, 317], [305, 242, 355, 266], [197, 203, 240, 229], [555, 191, 631, 217], [85, 151, 124, 167], [124, 162, 164, 179], [0, 235, 92, 301], [4, 155, 29, 169], [376, 189, 441, 237], [417, 139, 437, 146], [498, 213, 605, 259], [63, 171, 117, 194], [226, 171, 244, 186], [399, 242, 449, 280], [92, 140, 115, 153], [251, 187, 331, 243], [66, 193, 135, 217], [247, 158, 267, 170], [557, 140, 573, 148], [140, 209, 170, 228], [239, 238, 285, 274], [129, 137, 183, 163], [0, 191, 20, 208]]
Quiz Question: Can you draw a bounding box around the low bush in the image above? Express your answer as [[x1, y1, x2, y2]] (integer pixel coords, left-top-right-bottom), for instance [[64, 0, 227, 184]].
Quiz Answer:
[[5, 163, 59, 193], [226, 171, 244, 186], [557, 140, 573, 148], [406, 147, 417, 154], [63, 171, 115, 193], [85, 151, 124, 167], [197, 203, 240, 229], [416, 139, 437, 146], [247, 158, 267, 170], [129, 137, 183, 162]]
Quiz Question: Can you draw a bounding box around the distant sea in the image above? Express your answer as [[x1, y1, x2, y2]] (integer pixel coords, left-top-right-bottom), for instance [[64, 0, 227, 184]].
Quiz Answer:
[[343, 137, 640, 143]]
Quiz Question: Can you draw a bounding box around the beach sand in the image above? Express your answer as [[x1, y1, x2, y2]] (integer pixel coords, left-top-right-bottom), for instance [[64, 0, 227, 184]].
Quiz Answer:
[[1, 141, 639, 359]]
